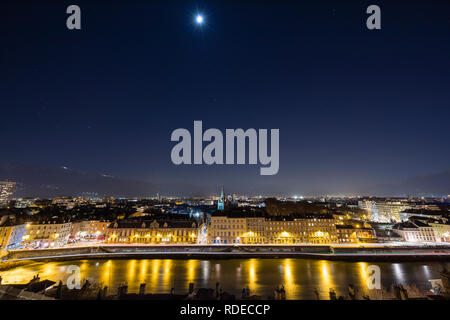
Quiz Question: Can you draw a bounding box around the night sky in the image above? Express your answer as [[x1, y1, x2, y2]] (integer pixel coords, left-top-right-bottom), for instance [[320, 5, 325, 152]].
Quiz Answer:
[[2, 0, 450, 196]]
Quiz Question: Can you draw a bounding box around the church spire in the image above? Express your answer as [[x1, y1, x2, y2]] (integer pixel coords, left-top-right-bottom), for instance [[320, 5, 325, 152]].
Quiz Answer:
[[218, 186, 225, 210]]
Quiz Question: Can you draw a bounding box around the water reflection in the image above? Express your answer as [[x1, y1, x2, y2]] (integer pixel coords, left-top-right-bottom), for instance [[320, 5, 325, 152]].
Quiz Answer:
[[150, 260, 160, 289], [127, 260, 136, 284], [100, 260, 112, 288], [186, 260, 197, 283], [320, 260, 335, 296], [357, 262, 369, 296], [246, 259, 259, 293], [1, 259, 447, 300], [392, 263, 405, 283], [162, 260, 171, 287], [200, 260, 210, 287], [236, 263, 242, 283], [138, 260, 148, 284], [282, 259, 295, 299]]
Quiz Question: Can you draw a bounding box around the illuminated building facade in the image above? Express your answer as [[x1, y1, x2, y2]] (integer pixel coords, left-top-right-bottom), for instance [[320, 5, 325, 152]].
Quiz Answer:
[[429, 221, 450, 242], [87, 220, 110, 238], [358, 200, 411, 222], [0, 223, 27, 250], [336, 225, 376, 243], [208, 213, 338, 244], [14, 198, 35, 208], [209, 216, 261, 244], [265, 215, 337, 244], [22, 221, 72, 248], [71, 220, 110, 240], [392, 220, 437, 243], [105, 219, 203, 244], [245, 217, 266, 243], [0, 225, 12, 251], [336, 225, 358, 243], [217, 187, 226, 211], [0, 181, 15, 208], [405, 217, 450, 243]]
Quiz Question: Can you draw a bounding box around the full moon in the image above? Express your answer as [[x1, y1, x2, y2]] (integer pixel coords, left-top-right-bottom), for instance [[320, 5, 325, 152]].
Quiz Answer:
[[195, 15, 204, 24]]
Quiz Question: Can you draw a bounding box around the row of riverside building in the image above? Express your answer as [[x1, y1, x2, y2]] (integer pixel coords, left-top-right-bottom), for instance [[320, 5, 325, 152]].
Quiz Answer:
[[0, 220, 110, 250], [208, 213, 341, 244], [0, 214, 369, 250], [1, 213, 449, 251]]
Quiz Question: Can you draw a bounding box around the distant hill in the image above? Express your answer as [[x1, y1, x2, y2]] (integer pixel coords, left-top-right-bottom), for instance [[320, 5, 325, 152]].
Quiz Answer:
[[366, 170, 450, 197], [1, 163, 449, 198], [0, 163, 158, 198], [0, 163, 215, 198]]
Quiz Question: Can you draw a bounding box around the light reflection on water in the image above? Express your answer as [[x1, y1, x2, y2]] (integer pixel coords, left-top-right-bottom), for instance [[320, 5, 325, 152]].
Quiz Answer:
[[1, 259, 447, 299]]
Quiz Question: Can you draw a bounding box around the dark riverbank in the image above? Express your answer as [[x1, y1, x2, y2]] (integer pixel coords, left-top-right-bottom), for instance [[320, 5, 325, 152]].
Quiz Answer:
[[0, 260, 33, 271]]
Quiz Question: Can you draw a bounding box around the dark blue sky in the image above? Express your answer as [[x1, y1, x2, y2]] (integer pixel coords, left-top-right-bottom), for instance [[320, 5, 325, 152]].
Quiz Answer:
[[2, 0, 450, 195]]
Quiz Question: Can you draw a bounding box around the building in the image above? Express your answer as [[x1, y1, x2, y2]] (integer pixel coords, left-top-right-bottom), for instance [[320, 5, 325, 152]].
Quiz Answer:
[[332, 212, 346, 225], [358, 200, 411, 222], [209, 215, 263, 244], [0, 225, 12, 251], [70, 221, 90, 241], [14, 198, 36, 209], [336, 225, 358, 243], [70, 220, 110, 241], [22, 221, 72, 249], [1, 223, 27, 250], [207, 213, 338, 244], [392, 220, 437, 243], [87, 220, 110, 239], [105, 219, 204, 244], [0, 181, 15, 208], [370, 223, 403, 243], [265, 214, 337, 244], [217, 187, 227, 211], [429, 221, 450, 243], [358, 199, 443, 223], [407, 216, 450, 243], [336, 225, 376, 243], [399, 209, 446, 222], [245, 217, 266, 244]]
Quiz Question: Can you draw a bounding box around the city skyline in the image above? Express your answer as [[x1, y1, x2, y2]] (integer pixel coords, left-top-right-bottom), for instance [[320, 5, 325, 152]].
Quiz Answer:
[[1, 163, 449, 198]]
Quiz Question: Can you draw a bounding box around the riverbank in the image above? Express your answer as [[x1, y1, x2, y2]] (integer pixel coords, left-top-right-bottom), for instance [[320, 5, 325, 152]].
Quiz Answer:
[[0, 260, 33, 271], [3, 244, 450, 263]]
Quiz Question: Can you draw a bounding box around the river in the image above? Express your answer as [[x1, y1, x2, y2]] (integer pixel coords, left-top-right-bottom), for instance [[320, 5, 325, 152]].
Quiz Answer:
[[1, 259, 448, 299]]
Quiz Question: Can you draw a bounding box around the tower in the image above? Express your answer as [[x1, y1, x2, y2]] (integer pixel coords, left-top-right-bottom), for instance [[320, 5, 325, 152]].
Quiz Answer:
[[0, 181, 15, 208], [217, 186, 225, 211]]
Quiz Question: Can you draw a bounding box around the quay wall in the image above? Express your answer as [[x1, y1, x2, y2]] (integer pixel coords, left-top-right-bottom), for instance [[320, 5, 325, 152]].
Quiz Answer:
[[3, 245, 450, 262]]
